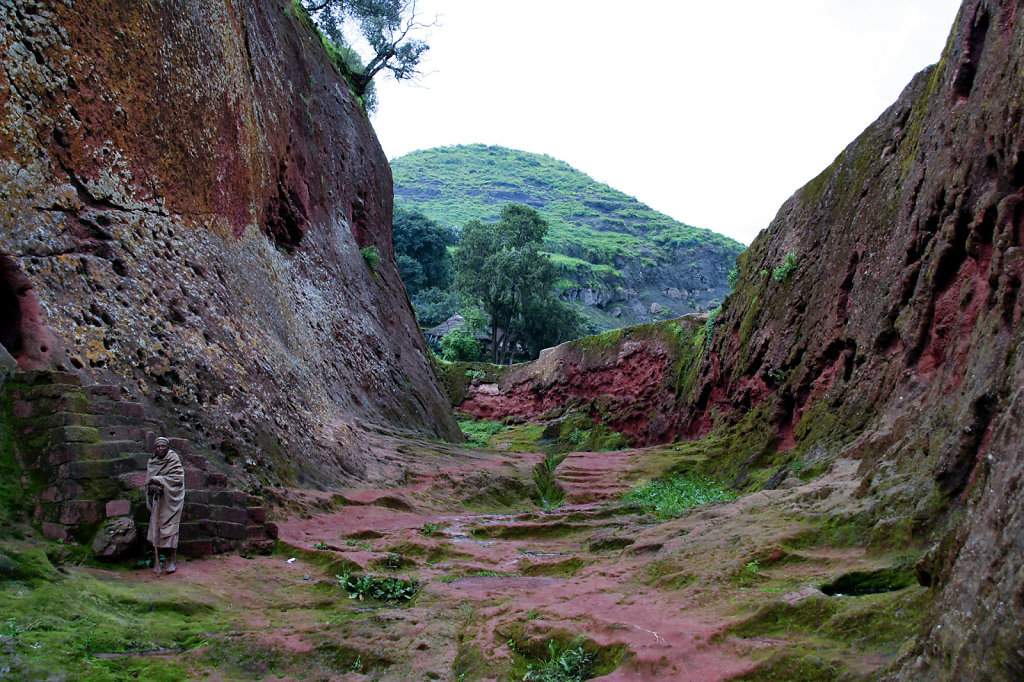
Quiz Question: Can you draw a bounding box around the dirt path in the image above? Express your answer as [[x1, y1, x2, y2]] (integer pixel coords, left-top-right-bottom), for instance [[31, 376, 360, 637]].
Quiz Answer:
[[74, 443, 924, 681]]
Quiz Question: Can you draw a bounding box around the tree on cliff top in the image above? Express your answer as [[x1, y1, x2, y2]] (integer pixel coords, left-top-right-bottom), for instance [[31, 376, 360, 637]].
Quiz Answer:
[[302, 0, 431, 97]]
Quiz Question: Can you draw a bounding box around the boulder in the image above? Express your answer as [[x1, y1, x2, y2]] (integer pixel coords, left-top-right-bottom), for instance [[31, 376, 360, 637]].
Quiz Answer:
[[92, 517, 138, 559]]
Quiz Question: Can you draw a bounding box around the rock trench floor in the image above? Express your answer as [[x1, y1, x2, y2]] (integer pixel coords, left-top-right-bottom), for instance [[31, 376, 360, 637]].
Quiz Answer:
[[72, 441, 926, 681]]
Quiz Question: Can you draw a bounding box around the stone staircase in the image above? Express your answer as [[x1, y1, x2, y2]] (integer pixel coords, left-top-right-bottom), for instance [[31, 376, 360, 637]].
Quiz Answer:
[[4, 369, 275, 557], [557, 450, 635, 505]]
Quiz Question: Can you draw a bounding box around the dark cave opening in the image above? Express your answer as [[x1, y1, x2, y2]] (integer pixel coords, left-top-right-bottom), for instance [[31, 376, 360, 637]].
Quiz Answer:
[[0, 257, 24, 357]]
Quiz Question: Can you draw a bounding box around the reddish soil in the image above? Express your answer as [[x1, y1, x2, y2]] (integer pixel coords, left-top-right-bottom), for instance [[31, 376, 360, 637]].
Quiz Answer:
[[108, 443, 919, 681]]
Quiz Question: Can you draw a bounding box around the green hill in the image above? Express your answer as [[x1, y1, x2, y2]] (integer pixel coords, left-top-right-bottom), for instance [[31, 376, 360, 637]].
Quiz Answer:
[[391, 144, 744, 329]]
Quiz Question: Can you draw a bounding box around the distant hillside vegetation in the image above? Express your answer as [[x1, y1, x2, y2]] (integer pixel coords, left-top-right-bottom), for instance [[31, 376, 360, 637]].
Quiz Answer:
[[391, 144, 744, 330]]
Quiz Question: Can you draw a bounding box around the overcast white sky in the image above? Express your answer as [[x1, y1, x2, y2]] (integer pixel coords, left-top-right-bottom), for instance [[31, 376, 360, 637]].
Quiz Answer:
[[370, 0, 964, 245]]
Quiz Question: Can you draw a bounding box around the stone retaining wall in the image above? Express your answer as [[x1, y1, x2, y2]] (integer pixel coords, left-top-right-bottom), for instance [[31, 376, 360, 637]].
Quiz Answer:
[[2, 369, 275, 557]]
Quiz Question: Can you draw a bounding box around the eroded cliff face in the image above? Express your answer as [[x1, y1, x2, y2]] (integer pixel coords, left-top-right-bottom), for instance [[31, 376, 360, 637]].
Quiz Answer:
[[454, 0, 1023, 676], [703, 2, 1024, 675], [0, 0, 460, 487]]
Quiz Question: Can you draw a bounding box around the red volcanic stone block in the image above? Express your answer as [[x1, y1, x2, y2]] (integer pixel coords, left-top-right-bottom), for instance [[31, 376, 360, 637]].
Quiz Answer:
[[184, 468, 208, 489], [184, 454, 208, 470], [264, 522, 279, 540], [186, 490, 212, 505], [212, 506, 249, 524], [167, 438, 189, 453], [13, 401, 33, 418], [41, 480, 85, 502], [105, 499, 131, 518], [215, 522, 246, 540], [206, 473, 228, 489], [83, 385, 120, 400], [178, 521, 204, 540], [247, 539, 275, 555], [60, 500, 101, 525], [246, 525, 268, 540], [179, 539, 216, 557], [41, 522, 68, 541], [112, 402, 146, 419], [247, 506, 266, 524], [184, 503, 210, 521], [120, 471, 147, 490], [61, 456, 142, 480]]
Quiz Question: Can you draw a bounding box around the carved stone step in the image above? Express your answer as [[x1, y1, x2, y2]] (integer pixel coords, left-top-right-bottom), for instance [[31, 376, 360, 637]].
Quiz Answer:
[[20, 370, 83, 386], [82, 385, 121, 400], [46, 441, 146, 467], [85, 398, 146, 419], [58, 453, 150, 480]]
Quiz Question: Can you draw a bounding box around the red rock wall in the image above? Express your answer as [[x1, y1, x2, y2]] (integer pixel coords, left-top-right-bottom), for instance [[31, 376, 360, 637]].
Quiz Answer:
[[455, 1, 1024, 674], [0, 0, 460, 487], [694, 0, 1024, 675]]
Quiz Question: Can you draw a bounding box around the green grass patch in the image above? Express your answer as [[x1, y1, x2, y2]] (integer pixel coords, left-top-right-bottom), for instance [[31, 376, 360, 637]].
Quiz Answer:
[[458, 418, 507, 448], [623, 473, 737, 518], [0, 563, 222, 680]]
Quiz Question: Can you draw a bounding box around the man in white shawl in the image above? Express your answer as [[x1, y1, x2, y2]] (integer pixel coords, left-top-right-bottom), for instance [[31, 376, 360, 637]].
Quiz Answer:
[[146, 437, 185, 574]]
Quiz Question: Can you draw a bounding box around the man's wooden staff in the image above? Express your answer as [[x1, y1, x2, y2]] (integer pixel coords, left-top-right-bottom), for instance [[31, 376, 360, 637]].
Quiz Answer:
[[149, 484, 162, 568]]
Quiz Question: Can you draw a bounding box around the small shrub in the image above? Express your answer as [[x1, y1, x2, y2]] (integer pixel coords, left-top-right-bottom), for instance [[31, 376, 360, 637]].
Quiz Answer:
[[360, 245, 383, 274], [772, 252, 798, 281], [727, 267, 739, 290], [704, 306, 720, 349], [312, 540, 329, 550], [523, 640, 595, 682], [336, 573, 420, 603], [623, 473, 737, 518], [3, 617, 22, 638], [420, 523, 442, 535], [441, 327, 482, 362], [567, 428, 590, 448]]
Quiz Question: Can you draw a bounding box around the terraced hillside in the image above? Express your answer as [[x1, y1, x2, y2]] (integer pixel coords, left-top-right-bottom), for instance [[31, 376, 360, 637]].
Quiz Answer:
[[391, 145, 744, 330]]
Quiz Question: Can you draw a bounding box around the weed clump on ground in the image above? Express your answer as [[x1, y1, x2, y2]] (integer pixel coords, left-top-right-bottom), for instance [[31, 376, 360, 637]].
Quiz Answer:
[[372, 553, 410, 571], [522, 640, 595, 681], [623, 473, 737, 517], [336, 572, 419, 603], [420, 522, 444, 536]]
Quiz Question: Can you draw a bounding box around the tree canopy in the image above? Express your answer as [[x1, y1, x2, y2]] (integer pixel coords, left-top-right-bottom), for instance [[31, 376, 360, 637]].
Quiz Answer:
[[392, 206, 453, 294], [390, 206, 457, 328], [453, 204, 591, 364], [302, 0, 431, 98]]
